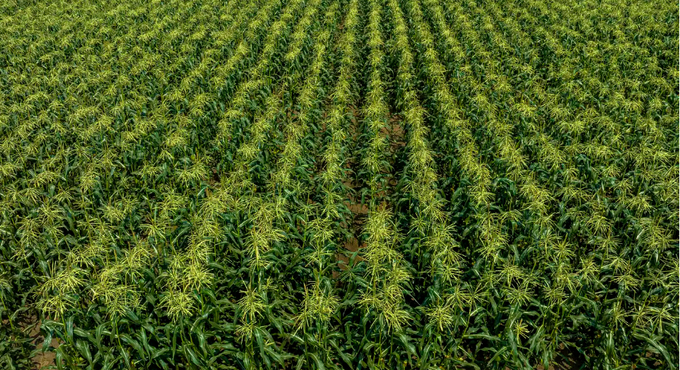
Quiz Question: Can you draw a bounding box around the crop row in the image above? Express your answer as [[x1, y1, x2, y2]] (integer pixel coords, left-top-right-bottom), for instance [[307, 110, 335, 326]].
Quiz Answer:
[[0, 0, 677, 369]]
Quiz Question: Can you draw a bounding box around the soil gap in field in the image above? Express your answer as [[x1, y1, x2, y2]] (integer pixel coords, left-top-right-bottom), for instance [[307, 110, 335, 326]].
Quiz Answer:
[[1, 315, 61, 369], [336, 105, 367, 277]]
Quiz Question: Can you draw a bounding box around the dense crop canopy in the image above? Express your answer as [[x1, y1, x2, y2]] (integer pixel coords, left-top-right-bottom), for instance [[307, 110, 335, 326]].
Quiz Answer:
[[0, 0, 677, 369]]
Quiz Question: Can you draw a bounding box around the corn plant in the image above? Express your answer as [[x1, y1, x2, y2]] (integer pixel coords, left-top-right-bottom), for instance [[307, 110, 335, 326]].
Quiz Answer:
[[0, 0, 677, 369]]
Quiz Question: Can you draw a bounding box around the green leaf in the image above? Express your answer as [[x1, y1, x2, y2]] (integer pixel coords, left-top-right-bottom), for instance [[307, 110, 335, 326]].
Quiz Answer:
[[76, 339, 93, 363], [309, 352, 325, 370]]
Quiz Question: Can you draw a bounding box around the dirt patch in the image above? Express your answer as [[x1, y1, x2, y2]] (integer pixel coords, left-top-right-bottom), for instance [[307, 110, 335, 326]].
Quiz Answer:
[[333, 105, 368, 277], [386, 113, 406, 151], [4, 315, 61, 369], [388, 113, 405, 191], [335, 240, 363, 276], [26, 317, 60, 369], [33, 337, 60, 369], [334, 177, 368, 277]]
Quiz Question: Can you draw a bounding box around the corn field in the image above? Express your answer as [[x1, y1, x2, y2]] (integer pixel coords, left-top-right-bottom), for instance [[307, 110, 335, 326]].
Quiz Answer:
[[0, 0, 678, 369]]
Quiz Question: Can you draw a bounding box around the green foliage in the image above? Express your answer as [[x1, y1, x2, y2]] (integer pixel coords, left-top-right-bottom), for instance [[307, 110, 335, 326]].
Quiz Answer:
[[0, 0, 677, 368]]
